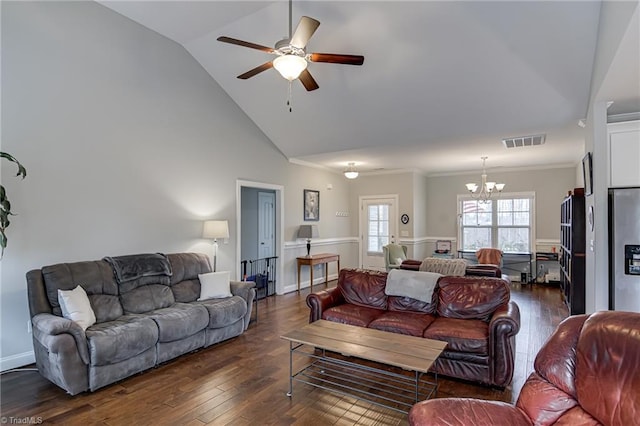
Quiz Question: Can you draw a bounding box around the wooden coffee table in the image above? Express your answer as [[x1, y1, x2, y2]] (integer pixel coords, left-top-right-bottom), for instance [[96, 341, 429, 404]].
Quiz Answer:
[[281, 320, 447, 413]]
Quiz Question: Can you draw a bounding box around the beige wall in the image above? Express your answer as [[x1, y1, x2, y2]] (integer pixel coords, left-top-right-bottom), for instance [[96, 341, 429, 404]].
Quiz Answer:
[[426, 167, 577, 243], [348, 171, 416, 236], [0, 2, 353, 367], [346, 167, 576, 264]]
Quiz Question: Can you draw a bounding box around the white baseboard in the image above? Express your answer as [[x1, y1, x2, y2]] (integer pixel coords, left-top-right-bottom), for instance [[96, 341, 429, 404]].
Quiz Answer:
[[1, 351, 35, 372]]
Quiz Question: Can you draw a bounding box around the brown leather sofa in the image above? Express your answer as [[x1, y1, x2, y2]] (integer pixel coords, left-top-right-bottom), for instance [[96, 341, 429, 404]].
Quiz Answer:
[[306, 268, 520, 387], [408, 311, 640, 425]]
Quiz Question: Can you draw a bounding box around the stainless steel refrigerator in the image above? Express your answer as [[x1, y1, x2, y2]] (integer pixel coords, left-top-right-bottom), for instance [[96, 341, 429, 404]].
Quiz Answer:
[[609, 187, 640, 312]]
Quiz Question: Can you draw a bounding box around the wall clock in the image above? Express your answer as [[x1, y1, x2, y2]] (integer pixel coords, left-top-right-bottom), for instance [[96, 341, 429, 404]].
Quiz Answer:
[[401, 214, 410, 224]]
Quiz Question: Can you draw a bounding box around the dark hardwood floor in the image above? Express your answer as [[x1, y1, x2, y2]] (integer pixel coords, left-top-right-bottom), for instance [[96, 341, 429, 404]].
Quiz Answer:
[[1, 282, 568, 425]]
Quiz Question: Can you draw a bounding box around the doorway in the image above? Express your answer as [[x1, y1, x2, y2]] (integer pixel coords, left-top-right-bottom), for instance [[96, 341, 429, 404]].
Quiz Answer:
[[359, 195, 398, 271], [237, 181, 284, 294]]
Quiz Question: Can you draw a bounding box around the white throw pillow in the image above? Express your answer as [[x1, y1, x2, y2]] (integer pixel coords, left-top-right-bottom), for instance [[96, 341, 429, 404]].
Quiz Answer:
[[57, 285, 96, 330], [198, 271, 232, 300]]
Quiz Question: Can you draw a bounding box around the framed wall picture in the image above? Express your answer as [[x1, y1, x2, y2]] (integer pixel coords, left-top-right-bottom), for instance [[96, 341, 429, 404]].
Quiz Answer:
[[303, 189, 320, 221], [582, 152, 593, 196]]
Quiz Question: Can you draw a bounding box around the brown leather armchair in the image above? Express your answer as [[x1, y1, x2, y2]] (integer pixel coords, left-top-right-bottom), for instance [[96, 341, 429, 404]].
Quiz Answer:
[[408, 311, 640, 425]]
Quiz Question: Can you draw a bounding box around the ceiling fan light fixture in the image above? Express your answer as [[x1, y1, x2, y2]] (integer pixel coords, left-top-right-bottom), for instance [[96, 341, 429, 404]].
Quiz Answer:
[[344, 162, 359, 179], [273, 54, 307, 81]]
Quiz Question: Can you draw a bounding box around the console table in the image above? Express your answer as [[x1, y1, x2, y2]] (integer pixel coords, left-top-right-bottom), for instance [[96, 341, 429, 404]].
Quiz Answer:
[[296, 253, 340, 292]]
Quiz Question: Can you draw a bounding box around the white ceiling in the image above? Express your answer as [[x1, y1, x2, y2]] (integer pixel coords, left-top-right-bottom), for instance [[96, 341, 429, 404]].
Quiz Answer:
[[99, 1, 640, 176]]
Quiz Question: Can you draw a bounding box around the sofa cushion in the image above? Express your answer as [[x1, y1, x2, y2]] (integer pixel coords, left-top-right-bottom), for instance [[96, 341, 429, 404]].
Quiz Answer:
[[198, 271, 232, 300], [322, 304, 385, 327], [574, 311, 640, 426], [85, 316, 158, 366], [369, 312, 436, 337], [195, 296, 248, 328], [388, 244, 406, 262], [168, 253, 212, 302], [41, 260, 119, 317], [120, 284, 175, 314], [88, 294, 124, 323], [57, 285, 96, 330], [437, 276, 510, 321], [338, 269, 388, 310], [423, 317, 489, 355], [144, 303, 209, 342], [516, 372, 579, 425], [387, 295, 436, 314]]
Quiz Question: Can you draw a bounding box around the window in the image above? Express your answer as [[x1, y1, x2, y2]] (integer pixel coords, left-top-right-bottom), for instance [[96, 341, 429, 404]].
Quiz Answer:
[[459, 194, 534, 253], [367, 204, 390, 253]]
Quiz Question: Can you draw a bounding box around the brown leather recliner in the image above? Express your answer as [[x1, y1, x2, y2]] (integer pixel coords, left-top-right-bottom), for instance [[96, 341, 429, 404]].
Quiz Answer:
[[408, 311, 640, 425]]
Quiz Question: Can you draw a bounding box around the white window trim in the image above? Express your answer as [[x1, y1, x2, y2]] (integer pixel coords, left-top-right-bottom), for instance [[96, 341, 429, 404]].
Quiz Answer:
[[456, 191, 536, 254]]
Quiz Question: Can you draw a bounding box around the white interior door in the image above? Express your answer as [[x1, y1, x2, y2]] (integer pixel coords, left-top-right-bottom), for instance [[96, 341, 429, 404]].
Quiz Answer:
[[360, 196, 398, 271], [258, 191, 275, 258]]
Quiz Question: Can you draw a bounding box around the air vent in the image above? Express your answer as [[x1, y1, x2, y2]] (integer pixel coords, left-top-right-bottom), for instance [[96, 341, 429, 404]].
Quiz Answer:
[[502, 134, 546, 149]]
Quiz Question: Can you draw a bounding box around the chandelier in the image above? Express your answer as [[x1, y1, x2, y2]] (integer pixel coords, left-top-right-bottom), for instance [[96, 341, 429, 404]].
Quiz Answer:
[[465, 157, 505, 203], [343, 162, 359, 179]]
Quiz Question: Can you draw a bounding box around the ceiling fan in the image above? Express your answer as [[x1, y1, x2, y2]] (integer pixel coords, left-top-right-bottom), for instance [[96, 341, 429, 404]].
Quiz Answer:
[[216, 0, 364, 92]]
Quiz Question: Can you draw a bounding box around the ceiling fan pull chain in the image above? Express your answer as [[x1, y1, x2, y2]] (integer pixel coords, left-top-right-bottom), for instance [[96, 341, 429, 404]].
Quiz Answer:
[[287, 80, 293, 112]]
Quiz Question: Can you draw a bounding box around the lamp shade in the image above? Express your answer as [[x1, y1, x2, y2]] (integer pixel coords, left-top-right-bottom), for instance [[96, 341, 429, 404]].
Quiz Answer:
[[273, 55, 308, 81], [297, 225, 319, 239], [202, 220, 229, 239]]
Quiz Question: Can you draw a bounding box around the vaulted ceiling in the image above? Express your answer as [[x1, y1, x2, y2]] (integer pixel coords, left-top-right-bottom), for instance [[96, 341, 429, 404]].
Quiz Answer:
[[100, 1, 639, 176]]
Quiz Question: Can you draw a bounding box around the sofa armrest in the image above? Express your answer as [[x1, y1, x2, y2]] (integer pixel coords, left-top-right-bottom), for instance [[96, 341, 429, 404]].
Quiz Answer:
[[466, 264, 502, 278], [489, 301, 521, 387], [306, 287, 345, 323], [409, 399, 531, 426], [231, 280, 256, 331], [400, 259, 422, 271], [230, 280, 256, 302], [31, 313, 90, 365]]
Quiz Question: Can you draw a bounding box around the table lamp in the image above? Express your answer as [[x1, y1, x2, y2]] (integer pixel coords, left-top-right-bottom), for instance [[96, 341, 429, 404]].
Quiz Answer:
[[297, 225, 319, 256], [202, 220, 229, 272]]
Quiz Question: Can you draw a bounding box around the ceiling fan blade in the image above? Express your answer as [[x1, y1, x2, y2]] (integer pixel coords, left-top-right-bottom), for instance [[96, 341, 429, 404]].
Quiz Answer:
[[309, 53, 364, 65], [217, 36, 275, 54], [298, 69, 319, 91], [290, 16, 320, 49], [237, 62, 273, 79]]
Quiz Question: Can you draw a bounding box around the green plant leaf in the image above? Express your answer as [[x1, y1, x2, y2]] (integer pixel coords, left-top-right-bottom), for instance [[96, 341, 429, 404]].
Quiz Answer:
[[0, 152, 27, 179], [0, 151, 27, 257]]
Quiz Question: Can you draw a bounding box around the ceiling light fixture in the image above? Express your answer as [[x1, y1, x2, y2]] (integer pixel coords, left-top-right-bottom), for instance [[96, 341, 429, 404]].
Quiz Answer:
[[273, 54, 307, 81], [344, 162, 359, 179], [465, 157, 505, 203]]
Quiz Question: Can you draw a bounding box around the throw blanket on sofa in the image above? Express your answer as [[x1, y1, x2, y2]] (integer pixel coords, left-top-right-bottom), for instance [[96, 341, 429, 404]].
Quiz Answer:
[[385, 269, 441, 303], [104, 253, 172, 283], [419, 258, 467, 276]]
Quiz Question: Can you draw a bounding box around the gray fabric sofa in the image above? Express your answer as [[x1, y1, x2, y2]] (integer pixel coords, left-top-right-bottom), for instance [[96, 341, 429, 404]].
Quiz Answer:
[[26, 252, 255, 395]]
